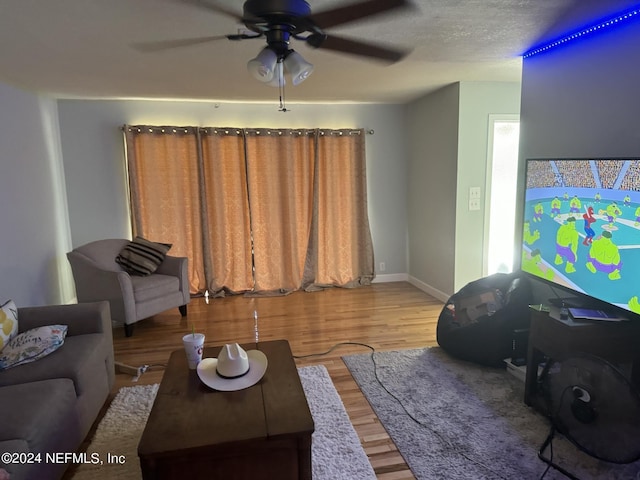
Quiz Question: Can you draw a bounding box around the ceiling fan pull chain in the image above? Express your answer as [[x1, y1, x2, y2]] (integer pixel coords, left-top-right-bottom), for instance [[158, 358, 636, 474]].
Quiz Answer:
[[277, 60, 288, 112]]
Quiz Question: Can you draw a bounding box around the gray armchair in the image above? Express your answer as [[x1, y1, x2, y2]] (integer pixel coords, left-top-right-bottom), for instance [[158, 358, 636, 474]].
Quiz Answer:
[[67, 238, 190, 337]]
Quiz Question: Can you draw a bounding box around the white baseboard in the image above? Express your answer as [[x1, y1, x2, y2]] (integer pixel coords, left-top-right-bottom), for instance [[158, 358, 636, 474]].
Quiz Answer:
[[408, 276, 451, 303], [372, 273, 409, 283]]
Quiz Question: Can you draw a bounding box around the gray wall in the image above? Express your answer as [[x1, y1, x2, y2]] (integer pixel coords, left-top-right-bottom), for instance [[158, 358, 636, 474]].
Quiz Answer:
[[516, 15, 640, 303], [57, 100, 410, 281], [0, 83, 74, 306], [519, 23, 640, 161], [407, 84, 460, 298], [517, 15, 640, 259], [407, 82, 521, 299]]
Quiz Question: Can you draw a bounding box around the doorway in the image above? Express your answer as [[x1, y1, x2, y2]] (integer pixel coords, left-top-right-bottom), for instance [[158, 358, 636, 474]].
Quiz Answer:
[[484, 115, 520, 276]]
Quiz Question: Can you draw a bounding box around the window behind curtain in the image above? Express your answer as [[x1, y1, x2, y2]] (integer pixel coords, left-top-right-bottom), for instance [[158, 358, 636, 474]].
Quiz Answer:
[[200, 129, 253, 293], [125, 126, 209, 293], [124, 126, 374, 297], [244, 129, 316, 292]]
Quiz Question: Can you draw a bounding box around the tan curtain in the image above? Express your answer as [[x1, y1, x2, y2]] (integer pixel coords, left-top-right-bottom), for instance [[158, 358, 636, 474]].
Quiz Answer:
[[124, 125, 374, 297], [200, 128, 253, 294], [124, 126, 207, 294], [244, 129, 316, 294], [304, 129, 374, 290]]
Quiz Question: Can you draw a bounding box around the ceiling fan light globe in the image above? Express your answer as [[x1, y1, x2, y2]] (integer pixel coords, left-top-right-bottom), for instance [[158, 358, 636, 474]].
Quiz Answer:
[[248, 63, 275, 81], [293, 69, 312, 85], [284, 50, 314, 85], [247, 47, 278, 82]]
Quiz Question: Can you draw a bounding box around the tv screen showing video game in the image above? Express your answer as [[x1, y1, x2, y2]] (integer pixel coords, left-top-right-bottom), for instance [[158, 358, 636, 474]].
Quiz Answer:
[[520, 158, 640, 315]]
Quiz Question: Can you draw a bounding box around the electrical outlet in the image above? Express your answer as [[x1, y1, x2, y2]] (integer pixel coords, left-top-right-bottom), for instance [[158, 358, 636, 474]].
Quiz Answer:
[[469, 199, 481, 211], [469, 186, 481, 199], [379, 262, 386, 272]]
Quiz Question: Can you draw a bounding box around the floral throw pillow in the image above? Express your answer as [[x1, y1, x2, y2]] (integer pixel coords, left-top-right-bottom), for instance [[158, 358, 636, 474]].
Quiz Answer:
[[0, 299, 19, 351], [0, 325, 68, 371]]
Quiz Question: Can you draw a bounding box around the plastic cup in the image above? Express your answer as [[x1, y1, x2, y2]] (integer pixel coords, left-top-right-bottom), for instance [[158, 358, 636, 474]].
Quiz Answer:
[[182, 333, 205, 369]]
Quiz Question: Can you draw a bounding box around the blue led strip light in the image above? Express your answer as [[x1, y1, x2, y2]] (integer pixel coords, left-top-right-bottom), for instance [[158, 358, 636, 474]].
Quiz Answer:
[[523, 7, 640, 58]]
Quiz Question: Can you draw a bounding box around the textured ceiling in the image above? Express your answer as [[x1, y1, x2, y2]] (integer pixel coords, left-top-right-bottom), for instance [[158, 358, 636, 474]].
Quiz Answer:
[[0, 0, 637, 103]]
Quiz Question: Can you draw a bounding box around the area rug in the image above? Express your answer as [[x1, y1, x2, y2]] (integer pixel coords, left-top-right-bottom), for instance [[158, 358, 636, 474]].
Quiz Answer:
[[71, 365, 375, 480], [343, 347, 640, 480]]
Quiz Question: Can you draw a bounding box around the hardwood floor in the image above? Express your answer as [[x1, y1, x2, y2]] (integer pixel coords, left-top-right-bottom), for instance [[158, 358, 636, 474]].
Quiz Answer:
[[111, 281, 444, 479]]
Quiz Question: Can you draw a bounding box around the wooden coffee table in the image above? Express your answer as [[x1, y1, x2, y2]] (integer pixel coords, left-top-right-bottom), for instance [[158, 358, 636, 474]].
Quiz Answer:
[[138, 339, 314, 480]]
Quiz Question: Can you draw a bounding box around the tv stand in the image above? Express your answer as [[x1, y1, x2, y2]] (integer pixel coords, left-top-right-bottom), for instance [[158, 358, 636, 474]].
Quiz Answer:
[[547, 297, 602, 309], [524, 305, 640, 412]]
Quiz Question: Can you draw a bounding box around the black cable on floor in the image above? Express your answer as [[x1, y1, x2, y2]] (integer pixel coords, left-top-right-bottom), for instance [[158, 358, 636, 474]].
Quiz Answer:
[[294, 342, 510, 480], [293, 341, 375, 359]]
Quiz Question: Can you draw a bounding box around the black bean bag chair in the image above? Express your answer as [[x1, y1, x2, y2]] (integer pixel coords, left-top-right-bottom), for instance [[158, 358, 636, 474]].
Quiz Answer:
[[437, 272, 533, 367]]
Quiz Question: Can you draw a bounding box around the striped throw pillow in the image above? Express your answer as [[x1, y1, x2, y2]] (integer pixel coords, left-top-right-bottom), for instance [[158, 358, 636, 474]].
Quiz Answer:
[[116, 236, 172, 276]]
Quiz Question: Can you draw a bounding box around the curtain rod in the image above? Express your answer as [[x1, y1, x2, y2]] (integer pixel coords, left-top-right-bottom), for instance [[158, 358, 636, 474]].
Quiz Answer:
[[120, 125, 374, 135]]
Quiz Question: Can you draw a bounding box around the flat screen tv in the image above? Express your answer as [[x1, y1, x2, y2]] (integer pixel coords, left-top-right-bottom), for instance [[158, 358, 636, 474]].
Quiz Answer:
[[520, 158, 640, 316]]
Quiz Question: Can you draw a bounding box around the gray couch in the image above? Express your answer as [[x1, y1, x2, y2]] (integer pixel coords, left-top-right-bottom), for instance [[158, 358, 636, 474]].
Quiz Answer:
[[0, 301, 114, 480]]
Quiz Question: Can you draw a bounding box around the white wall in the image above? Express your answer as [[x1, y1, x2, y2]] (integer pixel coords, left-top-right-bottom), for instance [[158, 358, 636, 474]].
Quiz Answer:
[[455, 82, 521, 291], [56, 100, 409, 278], [0, 82, 73, 306]]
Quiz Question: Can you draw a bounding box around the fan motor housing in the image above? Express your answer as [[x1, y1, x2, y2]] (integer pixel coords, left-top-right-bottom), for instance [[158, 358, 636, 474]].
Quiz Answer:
[[243, 0, 311, 22]]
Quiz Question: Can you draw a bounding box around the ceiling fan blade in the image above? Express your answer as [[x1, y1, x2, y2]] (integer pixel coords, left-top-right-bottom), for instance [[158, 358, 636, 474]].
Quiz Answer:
[[306, 0, 412, 30], [176, 0, 244, 21], [131, 35, 232, 53], [309, 34, 410, 63]]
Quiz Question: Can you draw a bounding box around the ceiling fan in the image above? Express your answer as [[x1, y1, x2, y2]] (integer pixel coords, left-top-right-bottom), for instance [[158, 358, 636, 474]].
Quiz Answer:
[[133, 0, 412, 87]]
